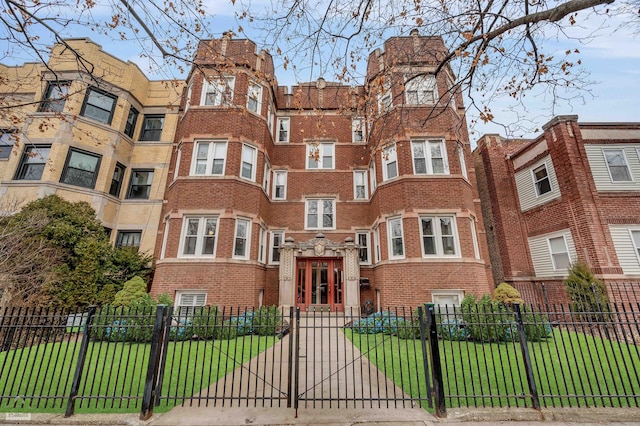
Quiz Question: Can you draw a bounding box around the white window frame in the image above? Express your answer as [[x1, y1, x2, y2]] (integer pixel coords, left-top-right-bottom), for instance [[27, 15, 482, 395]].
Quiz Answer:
[[305, 198, 336, 230], [190, 140, 227, 176], [603, 148, 633, 182], [353, 170, 368, 200], [173, 144, 182, 182], [378, 83, 392, 113], [233, 217, 252, 259], [267, 103, 274, 132], [352, 118, 365, 143], [387, 217, 405, 259], [548, 235, 571, 271], [369, 161, 377, 193], [269, 230, 285, 264], [630, 229, 640, 263], [272, 170, 287, 200], [419, 215, 460, 258], [246, 81, 263, 114], [470, 217, 480, 260], [411, 139, 449, 175], [382, 144, 398, 181], [531, 163, 552, 196], [178, 216, 219, 258], [373, 226, 381, 263], [240, 144, 257, 181], [307, 143, 335, 169], [201, 76, 235, 106], [184, 82, 193, 112], [262, 160, 271, 194], [405, 74, 438, 105], [458, 145, 468, 179], [356, 231, 371, 265], [258, 226, 267, 264], [432, 290, 464, 308], [175, 290, 207, 317], [277, 117, 290, 143]]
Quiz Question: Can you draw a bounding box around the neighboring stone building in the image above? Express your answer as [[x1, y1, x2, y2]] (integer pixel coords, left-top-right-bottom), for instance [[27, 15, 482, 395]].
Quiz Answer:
[[0, 38, 182, 255], [474, 116, 640, 304], [151, 33, 494, 312]]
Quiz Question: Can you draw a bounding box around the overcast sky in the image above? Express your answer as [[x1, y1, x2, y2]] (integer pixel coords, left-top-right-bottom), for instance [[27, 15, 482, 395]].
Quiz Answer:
[[3, 0, 638, 142]]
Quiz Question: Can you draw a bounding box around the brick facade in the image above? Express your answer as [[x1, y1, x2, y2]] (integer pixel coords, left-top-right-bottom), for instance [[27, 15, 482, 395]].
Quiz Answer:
[[151, 34, 494, 310], [474, 116, 640, 304]]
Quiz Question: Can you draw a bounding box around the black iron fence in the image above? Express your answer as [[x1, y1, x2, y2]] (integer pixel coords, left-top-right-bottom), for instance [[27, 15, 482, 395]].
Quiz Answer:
[[0, 300, 638, 419]]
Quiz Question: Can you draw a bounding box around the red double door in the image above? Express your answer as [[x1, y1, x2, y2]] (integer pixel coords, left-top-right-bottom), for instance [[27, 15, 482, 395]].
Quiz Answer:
[[296, 258, 344, 311]]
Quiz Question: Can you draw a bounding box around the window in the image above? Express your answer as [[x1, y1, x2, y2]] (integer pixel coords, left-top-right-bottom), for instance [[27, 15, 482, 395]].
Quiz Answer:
[[15, 145, 50, 180], [80, 88, 117, 124], [631, 230, 640, 260], [420, 216, 459, 257], [267, 104, 274, 132], [353, 170, 368, 200], [412, 140, 449, 175], [234, 218, 251, 259], [240, 144, 257, 181], [470, 217, 480, 259], [109, 163, 125, 197], [458, 145, 468, 179], [378, 84, 392, 113], [180, 216, 218, 257], [405, 74, 438, 105], [307, 143, 334, 169], [432, 290, 464, 308], [604, 149, 632, 182], [369, 161, 377, 193], [549, 236, 571, 270], [191, 140, 227, 176], [532, 163, 552, 196], [173, 145, 182, 181], [201, 76, 235, 106], [382, 144, 398, 181], [277, 118, 290, 143], [60, 148, 101, 189], [356, 231, 371, 265], [139, 115, 164, 141], [306, 199, 335, 230], [247, 81, 263, 114], [262, 161, 271, 194], [258, 227, 267, 264], [176, 291, 207, 317], [184, 82, 193, 112], [124, 106, 139, 138], [387, 217, 405, 259], [273, 171, 287, 200], [39, 81, 70, 113], [116, 231, 141, 250], [0, 130, 15, 159], [373, 226, 381, 263], [352, 118, 364, 143], [127, 169, 154, 199], [270, 231, 284, 264]]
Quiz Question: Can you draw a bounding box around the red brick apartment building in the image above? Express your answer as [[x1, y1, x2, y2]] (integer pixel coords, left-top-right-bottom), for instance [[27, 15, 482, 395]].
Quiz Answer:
[[474, 116, 640, 304], [150, 33, 495, 311]]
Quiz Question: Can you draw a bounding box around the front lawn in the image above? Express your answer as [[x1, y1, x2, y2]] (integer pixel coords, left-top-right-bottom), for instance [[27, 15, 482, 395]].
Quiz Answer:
[[345, 328, 640, 410], [0, 336, 276, 414]]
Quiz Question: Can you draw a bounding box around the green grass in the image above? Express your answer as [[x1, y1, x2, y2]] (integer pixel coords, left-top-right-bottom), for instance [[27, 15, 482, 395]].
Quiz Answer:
[[0, 336, 276, 414], [345, 328, 640, 410]]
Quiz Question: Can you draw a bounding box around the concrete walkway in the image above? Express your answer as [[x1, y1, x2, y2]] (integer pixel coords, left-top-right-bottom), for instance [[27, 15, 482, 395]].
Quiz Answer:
[[153, 312, 431, 424]]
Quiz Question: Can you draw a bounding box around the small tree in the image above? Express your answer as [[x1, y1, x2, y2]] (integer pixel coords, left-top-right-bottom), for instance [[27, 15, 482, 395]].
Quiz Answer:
[[112, 276, 149, 307], [564, 262, 610, 322], [493, 283, 524, 305]]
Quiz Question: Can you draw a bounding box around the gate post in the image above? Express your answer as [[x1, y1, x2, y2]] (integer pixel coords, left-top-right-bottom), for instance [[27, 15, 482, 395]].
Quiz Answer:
[[425, 303, 446, 418], [286, 306, 294, 407], [513, 303, 540, 410], [293, 307, 301, 416], [417, 306, 433, 408], [140, 305, 168, 420], [64, 305, 97, 418]]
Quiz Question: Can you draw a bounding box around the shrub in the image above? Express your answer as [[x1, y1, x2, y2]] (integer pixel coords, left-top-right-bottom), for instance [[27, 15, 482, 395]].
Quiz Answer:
[[564, 262, 611, 322], [350, 311, 418, 338], [437, 317, 470, 341], [190, 306, 219, 339], [460, 294, 510, 342], [521, 307, 552, 341], [493, 283, 524, 305], [252, 306, 280, 336]]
